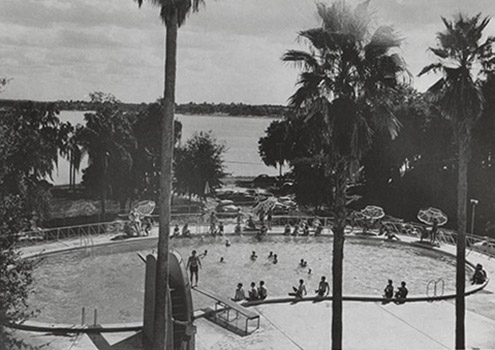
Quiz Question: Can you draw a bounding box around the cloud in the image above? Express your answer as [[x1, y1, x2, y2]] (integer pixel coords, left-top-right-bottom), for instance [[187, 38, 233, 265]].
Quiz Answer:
[[2, 0, 495, 104], [0, 0, 160, 30]]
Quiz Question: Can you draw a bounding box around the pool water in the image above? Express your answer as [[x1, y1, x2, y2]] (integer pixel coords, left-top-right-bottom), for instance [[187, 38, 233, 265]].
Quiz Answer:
[[28, 236, 469, 324]]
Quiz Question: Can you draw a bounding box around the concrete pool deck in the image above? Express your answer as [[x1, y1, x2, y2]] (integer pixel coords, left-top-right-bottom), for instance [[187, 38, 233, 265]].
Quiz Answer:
[[8, 225, 495, 350]]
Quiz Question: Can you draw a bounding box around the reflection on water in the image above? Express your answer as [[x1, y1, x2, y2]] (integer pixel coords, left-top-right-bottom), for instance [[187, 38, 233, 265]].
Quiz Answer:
[[29, 236, 467, 324], [51, 111, 279, 185]]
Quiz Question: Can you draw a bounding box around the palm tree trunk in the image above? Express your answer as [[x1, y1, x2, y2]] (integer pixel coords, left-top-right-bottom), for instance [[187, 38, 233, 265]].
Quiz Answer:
[[332, 167, 346, 350], [455, 135, 468, 350], [152, 9, 178, 350]]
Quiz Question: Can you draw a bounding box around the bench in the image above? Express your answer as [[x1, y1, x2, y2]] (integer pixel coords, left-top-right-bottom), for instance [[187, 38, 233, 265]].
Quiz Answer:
[[193, 287, 260, 335]]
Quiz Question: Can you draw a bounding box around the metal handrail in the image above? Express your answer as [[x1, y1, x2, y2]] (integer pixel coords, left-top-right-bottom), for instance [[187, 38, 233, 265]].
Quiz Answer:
[[4, 215, 495, 258]]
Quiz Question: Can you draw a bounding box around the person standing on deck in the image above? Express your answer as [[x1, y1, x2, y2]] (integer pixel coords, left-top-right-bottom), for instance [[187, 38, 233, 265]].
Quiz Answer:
[[186, 250, 202, 287]]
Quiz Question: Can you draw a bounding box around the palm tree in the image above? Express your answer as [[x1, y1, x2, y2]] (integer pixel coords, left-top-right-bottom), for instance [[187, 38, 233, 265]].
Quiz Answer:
[[419, 14, 495, 349], [59, 123, 84, 191], [134, 1, 203, 349], [283, 2, 407, 348]]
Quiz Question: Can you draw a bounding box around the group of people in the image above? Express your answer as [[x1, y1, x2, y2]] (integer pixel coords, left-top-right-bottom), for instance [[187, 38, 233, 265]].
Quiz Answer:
[[289, 276, 330, 299], [382, 264, 487, 305], [173, 223, 192, 237], [209, 212, 225, 236], [283, 220, 324, 236], [232, 281, 268, 302], [382, 279, 408, 304], [378, 223, 400, 240], [126, 210, 153, 237]]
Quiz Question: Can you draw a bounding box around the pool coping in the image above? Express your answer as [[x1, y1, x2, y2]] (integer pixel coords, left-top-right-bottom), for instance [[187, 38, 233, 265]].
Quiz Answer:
[[9, 231, 489, 333]]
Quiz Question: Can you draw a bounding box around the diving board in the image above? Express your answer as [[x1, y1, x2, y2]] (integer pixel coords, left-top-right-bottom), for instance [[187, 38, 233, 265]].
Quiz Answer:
[[193, 287, 260, 335]]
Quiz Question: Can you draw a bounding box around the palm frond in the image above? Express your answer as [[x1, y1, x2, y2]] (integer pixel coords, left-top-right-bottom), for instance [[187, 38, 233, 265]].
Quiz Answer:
[[282, 50, 319, 71], [289, 72, 325, 107], [298, 28, 327, 50], [418, 63, 443, 77], [430, 48, 449, 59], [135, 0, 204, 27]]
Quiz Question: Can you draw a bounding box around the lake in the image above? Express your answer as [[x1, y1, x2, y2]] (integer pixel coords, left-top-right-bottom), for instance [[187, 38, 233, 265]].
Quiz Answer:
[[51, 111, 280, 185]]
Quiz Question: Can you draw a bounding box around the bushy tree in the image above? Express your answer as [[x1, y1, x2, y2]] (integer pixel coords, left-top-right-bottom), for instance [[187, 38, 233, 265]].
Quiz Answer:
[[0, 101, 69, 219], [78, 93, 137, 213], [132, 102, 182, 200], [174, 131, 226, 199], [0, 78, 36, 349], [259, 110, 333, 209]]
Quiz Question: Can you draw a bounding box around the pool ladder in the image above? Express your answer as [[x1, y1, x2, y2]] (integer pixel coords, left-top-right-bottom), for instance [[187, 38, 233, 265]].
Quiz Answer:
[[81, 307, 98, 326], [426, 278, 445, 300], [79, 231, 94, 255]]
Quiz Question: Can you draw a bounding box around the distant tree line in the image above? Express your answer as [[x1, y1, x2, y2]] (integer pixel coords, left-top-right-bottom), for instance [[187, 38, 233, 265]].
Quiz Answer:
[[0, 99, 288, 118], [0, 92, 226, 220]]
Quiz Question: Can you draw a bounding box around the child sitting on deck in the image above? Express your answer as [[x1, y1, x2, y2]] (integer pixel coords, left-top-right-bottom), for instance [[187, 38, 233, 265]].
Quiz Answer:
[[232, 283, 245, 301], [315, 276, 330, 297], [258, 281, 267, 300], [471, 264, 487, 285], [289, 279, 307, 299], [284, 223, 292, 235], [383, 279, 394, 304], [182, 223, 191, 237], [394, 281, 408, 304], [248, 282, 258, 301]]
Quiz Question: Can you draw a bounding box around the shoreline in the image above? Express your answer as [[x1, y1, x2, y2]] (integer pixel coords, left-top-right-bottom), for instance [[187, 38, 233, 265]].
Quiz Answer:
[[175, 112, 282, 120]]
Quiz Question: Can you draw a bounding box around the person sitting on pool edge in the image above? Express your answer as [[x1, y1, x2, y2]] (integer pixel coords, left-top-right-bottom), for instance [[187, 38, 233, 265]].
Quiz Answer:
[[248, 282, 258, 301], [471, 263, 487, 285], [301, 221, 310, 236], [173, 224, 180, 237], [258, 281, 267, 300], [292, 223, 300, 236], [284, 223, 291, 235], [182, 223, 191, 237], [256, 224, 267, 240], [315, 276, 330, 298], [289, 279, 307, 299], [383, 279, 394, 304], [232, 283, 246, 301], [394, 281, 408, 304], [246, 215, 256, 230]]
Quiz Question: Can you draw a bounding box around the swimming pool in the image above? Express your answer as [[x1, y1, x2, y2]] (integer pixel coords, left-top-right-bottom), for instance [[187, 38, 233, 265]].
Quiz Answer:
[[28, 235, 469, 324]]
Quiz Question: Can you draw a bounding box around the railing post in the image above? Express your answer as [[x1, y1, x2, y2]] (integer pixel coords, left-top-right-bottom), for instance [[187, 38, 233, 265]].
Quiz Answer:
[[81, 307, 85, 325], [94, 308, 98, 326]]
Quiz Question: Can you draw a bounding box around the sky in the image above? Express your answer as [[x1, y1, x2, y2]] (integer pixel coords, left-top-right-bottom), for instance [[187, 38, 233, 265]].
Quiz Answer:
[[1, 0, 495, 105]]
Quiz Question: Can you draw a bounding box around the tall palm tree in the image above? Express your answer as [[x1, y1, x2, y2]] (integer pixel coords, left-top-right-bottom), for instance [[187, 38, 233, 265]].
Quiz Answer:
[[134, 1, 203, 349], [419, 14, 494, 349], [59, 123, 84, 191], [283, 1, 407, 348]]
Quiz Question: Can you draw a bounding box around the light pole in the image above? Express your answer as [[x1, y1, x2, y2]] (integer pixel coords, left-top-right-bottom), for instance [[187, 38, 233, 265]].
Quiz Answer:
[[470, 199, 479, 235]]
